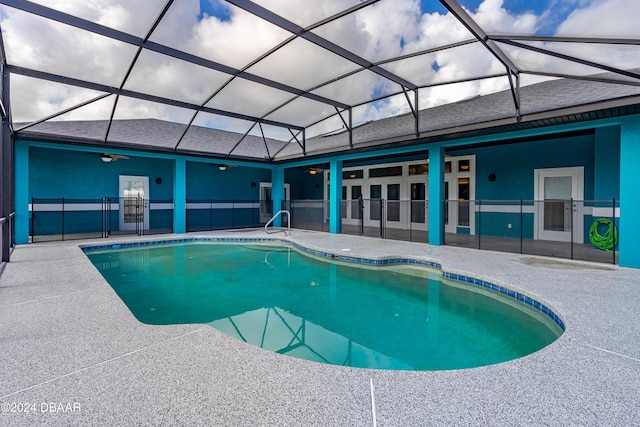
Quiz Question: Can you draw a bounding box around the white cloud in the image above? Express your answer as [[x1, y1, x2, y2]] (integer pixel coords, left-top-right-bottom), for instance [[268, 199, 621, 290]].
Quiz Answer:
[[205, 79, 295, 118], [251, 0, 365, 28], [123, 49, 232, 105], [150, 1, 291, 69], [551, 0, 640, 73], [499, 0, 640, 79], [474, 0, 537, 34], [1, 6, 137, 86], [555, 0, 640, 38], [9, 74, 114, 123], [26, 0, 167, 35], [373, 0, 539, 115], [245, 37, 360, 90]]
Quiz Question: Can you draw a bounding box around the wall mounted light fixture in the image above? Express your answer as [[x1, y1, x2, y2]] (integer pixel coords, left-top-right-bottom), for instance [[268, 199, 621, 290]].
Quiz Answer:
[[308, 167, 326, 175]]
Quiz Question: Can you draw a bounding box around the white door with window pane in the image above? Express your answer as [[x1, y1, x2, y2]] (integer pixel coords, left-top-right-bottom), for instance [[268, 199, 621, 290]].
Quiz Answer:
[[534, 167, 584, 243], [341, 184, 362, 225], [443, 157, 475, 234], [364, 181, 403, 227], [259, 182, 290, 223], [119, 175, 149, 231], [408, 180, 428, 231]]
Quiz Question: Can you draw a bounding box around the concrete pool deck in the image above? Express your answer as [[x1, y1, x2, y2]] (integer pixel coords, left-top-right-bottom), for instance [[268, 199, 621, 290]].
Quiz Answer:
[[1, 229, 638, 426]]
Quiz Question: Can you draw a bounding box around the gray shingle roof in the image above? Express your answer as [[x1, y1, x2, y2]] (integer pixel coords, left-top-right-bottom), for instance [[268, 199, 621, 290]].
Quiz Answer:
[[17, 118, 285, 161], [16, 76, 640, 161], [276, 76, 640, 159]]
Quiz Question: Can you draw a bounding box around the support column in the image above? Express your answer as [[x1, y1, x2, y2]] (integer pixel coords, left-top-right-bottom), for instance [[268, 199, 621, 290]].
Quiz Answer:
[[428, 144, 444, 246], [173, 158, 186, 234], [594, 126, 620, 200], [619, 117, 640, 268], [271, 166, 284, 227], [14, 141, 29, 244], [329, 159, 342, 234], [1, 64, 13, 258]]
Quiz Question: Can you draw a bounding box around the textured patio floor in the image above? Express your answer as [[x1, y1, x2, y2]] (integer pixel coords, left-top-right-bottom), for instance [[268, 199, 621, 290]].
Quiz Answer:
[[1, 229, 638, 426]]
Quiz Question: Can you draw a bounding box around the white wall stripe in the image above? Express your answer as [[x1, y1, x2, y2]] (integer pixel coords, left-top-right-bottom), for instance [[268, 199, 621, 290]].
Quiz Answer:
[[150, 203, 173, 210], [29, 203, 118, 212], [592, 207, 620, 217], [473, 205, 535, 214], [27, 202, 620, 218], [473, 204, 618, 218], [28, 203, 175, 212], [291, 201, 324, 208], [186, 202, 260, 209]]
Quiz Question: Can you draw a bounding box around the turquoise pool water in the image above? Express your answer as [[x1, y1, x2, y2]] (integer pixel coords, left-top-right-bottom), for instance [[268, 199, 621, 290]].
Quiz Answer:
[[86, 242, 563, 370]]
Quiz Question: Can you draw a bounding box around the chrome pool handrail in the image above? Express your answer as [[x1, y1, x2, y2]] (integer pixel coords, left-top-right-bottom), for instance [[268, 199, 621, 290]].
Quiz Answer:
[[265, 210, 290, 236]]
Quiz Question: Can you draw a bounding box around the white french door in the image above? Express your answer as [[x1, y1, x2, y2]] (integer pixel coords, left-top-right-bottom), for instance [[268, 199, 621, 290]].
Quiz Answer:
[[534, 167, 584, 243], [408, 178, 428, 231], [442, 156, 475, 234], [259, 182, 290, 223], [119, 175, 149, 231], [364, 181, 403, 228], [340, 183, 363, 226]]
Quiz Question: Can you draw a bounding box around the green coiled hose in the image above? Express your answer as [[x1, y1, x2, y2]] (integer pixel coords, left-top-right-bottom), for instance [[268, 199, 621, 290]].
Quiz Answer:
[[589, 218, 617, 251]]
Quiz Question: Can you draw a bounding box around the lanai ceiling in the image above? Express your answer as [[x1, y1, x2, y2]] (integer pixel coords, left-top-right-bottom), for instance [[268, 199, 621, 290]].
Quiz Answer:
[[1, 0, 640, 161]]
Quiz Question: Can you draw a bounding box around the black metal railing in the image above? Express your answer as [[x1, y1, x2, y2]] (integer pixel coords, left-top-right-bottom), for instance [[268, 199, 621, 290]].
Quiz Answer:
[[27, 195, 620, 265], [186, 199, 332, 233], [336, 197, 618, 264], [340, 198, 430, 243], [186, 199, 263, 232], [287, 199, 329, 232], [30, 197, 174, 242], [444, 199, 618, 264], [0, 212, 15, 263]]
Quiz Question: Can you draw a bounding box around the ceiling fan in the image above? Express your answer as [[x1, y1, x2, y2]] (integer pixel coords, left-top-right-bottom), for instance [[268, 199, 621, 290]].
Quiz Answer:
[[101, 153, 130, 162], [213, 163, 238, 171]]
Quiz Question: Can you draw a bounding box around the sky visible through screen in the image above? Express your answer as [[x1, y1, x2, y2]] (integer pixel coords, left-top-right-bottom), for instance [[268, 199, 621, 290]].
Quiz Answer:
[[2, 0, 637, 140]]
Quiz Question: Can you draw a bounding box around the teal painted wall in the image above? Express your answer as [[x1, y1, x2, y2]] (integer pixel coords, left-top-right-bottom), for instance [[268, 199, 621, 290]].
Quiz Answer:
[[345, 152, 429, 168], [329, 160, 343, 233], [16, 117, 633, 265], [185, 164, 323, 201], [454, 131, 621, 246], [285, 167, 324, 200], [185, 161, 270, 200], [271, 167, 284, 226], [29, 147, 174, 200], [428, 145, 444, 245], [457, 133, 597, 201], [174, 158, 186, 233], [476, 211, 534, 239], [15, 142, 29, 244], [619, 118, 640, 268], [594, 126, 621, 201], [28, 146, 175, 235], [185, 161, 272, 231], [28, 149, 278, 235]]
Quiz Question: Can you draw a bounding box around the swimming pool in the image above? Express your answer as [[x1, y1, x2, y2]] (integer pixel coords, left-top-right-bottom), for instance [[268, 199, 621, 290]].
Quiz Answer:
[[85, 239, 563, 370]]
